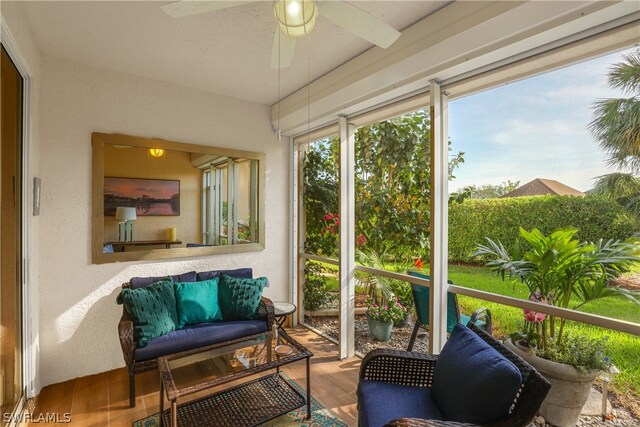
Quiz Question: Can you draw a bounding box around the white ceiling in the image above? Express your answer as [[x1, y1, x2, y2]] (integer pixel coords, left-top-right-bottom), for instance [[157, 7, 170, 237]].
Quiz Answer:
[[23, 1, 448, 105]]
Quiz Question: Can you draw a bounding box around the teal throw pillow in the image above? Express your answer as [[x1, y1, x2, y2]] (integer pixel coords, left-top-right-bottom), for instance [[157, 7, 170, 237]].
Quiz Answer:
[[117, 278, 178, 348], [219, 275, 268, 320], [174, 279, 223, 328]]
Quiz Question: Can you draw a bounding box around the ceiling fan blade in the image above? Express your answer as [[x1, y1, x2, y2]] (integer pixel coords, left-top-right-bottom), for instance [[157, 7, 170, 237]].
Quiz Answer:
[[319, 1, 401, 49], [271, 28, 296, 69], [161, 1, 255, 18]]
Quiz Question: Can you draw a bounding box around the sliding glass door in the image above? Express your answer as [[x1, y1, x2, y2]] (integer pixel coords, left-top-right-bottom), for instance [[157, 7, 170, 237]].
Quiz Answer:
[[0, 45, 24, 425]]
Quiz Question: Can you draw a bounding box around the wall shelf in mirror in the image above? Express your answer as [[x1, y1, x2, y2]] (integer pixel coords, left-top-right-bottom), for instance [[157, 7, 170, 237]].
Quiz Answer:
[[92, 132, 265, 264]]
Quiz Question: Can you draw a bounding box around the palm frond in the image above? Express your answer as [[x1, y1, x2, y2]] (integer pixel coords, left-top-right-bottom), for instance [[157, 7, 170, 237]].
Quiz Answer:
[[607, 49, 640, 95], [589, 98, 640, 171]]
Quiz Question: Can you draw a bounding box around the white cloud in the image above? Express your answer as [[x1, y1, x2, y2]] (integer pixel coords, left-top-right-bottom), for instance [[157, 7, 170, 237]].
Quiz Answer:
[[447, 47, 633, 194]]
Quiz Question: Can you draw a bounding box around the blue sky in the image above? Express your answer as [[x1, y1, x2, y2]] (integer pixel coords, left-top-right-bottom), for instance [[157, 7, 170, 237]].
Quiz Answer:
[[448, 47, 635, 193]]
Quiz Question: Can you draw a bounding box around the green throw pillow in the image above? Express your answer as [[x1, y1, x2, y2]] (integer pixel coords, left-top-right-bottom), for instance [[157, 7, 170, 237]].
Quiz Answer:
[[174, 279, 223, 328], [116, 278, 178, 348], [219, 275, 268, 320]]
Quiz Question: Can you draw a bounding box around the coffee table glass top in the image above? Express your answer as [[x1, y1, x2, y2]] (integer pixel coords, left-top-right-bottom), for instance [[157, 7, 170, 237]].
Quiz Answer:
[[160, 331, 308, 398]]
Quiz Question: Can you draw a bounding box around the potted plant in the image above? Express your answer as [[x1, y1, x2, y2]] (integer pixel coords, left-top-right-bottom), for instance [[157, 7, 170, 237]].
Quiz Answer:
[[366, 297, 407, 341], [476, 227, 640, 427]]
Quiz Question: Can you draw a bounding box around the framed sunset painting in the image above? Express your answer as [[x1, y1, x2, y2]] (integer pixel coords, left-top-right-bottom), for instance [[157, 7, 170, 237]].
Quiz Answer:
[[104, 177, 180, 216]]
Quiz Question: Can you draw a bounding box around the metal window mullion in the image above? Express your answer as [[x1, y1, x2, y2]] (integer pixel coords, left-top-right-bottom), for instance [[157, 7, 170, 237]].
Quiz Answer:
[[227, 159, 234, 244], [213, 167, 222, 245], [429, 80, 449, 354], [338, 115, 355, 359], [203, 171, 209, 244], [290, 142, 300, 326], [297, 144, 308, 326], [250, 159, 258, 243], [232, 161, 239, 244]]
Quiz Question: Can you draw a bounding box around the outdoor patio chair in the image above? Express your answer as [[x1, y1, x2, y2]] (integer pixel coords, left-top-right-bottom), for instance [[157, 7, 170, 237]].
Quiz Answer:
[[357, 323, 551, 427], [407, 270, 492, 351]]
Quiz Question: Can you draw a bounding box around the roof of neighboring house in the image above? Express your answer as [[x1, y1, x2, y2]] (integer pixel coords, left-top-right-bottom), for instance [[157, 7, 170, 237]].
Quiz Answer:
[[502, 178, 585, 198]]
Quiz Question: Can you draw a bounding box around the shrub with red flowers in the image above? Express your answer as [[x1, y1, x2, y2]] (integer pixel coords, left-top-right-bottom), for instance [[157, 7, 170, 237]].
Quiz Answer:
[[323, 213, 339, 235]]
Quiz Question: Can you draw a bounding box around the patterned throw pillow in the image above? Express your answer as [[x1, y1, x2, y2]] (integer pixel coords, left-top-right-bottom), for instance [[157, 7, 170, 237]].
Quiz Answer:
[[117, 278, 178, 348], [218, 275, 268, 320]]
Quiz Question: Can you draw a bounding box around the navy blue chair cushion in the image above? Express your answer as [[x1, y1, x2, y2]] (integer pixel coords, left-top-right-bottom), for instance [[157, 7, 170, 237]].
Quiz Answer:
[[130, 271, 197, 289], [134, 319, 267, 361], [432, 324, 522, 424], [196, 268, 253, 281], [357, 380, 444, 427]]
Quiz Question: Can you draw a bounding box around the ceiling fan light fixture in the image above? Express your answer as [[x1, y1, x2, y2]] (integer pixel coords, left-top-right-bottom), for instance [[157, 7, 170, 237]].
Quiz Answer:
[[149, 148, 165, 158], [274, 0, 318, 38]]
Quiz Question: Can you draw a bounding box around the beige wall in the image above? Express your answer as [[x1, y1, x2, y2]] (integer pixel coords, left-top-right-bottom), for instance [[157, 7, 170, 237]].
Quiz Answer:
[[103, 145, 201, 245], [36, 56, 289, 389]]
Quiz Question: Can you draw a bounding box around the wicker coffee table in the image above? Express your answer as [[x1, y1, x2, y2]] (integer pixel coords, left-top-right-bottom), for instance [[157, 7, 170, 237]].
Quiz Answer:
[[157, 330, 313, 427]]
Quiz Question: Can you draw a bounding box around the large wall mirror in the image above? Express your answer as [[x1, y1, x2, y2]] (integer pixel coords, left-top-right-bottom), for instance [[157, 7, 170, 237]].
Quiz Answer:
[[92, 133, 265, 264]]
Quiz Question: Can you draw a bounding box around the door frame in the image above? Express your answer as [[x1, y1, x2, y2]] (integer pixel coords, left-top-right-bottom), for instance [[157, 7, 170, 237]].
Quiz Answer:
[[1, 18, 34, 406]]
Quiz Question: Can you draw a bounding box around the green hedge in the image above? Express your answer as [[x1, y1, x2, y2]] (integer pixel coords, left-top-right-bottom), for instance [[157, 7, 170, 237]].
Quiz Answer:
[[449, 195, 638, 262]]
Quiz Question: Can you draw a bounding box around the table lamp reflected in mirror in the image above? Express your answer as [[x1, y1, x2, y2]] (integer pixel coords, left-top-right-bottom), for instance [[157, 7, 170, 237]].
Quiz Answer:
[[115, 207, 137, 242]]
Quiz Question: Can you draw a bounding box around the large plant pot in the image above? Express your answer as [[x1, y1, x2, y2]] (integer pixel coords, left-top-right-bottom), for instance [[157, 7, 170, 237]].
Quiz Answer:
[[505, 339, 600, 427], [393, 313, 410, 328], [366, 314, 393, 341]]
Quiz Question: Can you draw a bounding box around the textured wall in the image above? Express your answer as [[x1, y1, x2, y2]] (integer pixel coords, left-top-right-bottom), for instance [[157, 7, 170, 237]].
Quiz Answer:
[[2, 2, 43, 396], [38, 56, 289, 388]]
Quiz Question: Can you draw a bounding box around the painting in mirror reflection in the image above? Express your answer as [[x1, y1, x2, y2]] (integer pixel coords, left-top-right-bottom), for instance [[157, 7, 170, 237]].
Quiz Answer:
[[103, 144, 258, 252]]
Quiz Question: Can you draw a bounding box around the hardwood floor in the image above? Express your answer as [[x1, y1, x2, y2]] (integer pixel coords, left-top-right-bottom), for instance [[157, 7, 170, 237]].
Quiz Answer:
[[22, 327, 360, 427]]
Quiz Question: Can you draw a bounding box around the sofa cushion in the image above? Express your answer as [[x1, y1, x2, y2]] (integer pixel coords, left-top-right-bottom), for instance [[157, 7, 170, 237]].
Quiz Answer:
[[134, 320, 268, 361], [219, 275, 268, 320], [196, 268, 253, 281], [357, 380, 444, 427], [130, 271, 197, 289], [117, 278, 178, 348], [174, 279, 223, 329], [432, 323, 522, 424]]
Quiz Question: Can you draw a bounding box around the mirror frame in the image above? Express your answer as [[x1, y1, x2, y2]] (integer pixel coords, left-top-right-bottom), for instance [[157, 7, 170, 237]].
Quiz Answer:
[[92, 132, 266, 264]]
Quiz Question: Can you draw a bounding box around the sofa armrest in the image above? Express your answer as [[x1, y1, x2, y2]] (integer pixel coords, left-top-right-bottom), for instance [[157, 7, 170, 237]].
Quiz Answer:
[[360, 349, 438, 388], [258, 296, 275, 330], [118, 306, 135, 372], [386, 419, 478, 427]]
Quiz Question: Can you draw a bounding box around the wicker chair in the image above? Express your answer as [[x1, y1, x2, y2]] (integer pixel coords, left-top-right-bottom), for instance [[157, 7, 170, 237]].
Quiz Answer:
[[118, 284, 274, 408], [358, 323, 550, 427]]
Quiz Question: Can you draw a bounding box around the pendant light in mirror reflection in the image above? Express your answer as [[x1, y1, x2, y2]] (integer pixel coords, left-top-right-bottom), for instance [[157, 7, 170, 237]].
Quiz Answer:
[[149, 148, 165, 158]]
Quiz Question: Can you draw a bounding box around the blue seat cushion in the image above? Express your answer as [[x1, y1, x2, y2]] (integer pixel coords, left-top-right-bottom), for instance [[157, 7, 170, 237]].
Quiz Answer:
[[130, 271, 197, 289], [134, 319, 267, 361], [432, 324, 522, 424], [357, 380, 444, 427], [196, 268, 253, 281]]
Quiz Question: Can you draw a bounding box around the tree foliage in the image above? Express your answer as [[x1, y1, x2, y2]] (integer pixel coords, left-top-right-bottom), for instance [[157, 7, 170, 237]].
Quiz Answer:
[[590, 48, 640, 216], [302, 110, 464, 260], [454, 180, 520, 200]]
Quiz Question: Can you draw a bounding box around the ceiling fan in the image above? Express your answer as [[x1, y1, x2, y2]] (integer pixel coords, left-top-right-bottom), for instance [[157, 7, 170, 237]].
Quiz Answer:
[[160, 0, 402, 69]]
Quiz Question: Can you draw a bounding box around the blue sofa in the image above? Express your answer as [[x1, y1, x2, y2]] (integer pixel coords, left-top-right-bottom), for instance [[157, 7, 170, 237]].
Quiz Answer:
[[117, 268, 274, 407]]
